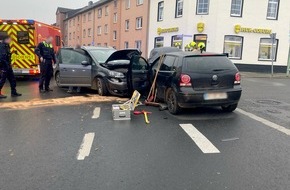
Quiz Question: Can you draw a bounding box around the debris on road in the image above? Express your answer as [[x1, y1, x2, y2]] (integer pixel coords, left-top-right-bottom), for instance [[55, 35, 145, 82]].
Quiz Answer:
[[221, 137, 239, 142]]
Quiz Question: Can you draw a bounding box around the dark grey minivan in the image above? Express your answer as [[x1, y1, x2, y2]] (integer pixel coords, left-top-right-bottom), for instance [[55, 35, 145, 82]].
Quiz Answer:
[[55, 46, 149, 96]]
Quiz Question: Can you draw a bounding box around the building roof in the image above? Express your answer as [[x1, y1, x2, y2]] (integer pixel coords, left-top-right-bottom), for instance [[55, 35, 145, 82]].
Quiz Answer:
[[56, 7, 74, 13], [63, 0, 113, 21]]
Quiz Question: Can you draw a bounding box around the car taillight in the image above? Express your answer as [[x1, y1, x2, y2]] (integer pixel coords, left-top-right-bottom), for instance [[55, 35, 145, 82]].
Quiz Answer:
[[234, 72, 241, 84], [180, 74, 192, 87]]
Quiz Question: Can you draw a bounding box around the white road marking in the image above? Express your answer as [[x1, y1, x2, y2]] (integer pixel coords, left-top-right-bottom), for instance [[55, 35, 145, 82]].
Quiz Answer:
[[180, 124, 220, 154], [77, 133, 95, 160], [92, 107, 101, 119], [236, 108, 290, 136]]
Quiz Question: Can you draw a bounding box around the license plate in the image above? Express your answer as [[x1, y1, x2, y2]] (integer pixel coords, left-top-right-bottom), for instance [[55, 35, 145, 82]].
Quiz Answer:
[[13, 70, 22, 74], [204, 92, 228, 100]]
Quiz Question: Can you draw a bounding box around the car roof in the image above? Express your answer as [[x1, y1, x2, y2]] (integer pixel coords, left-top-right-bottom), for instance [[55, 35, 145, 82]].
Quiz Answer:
[[165, 51, 227, 57], [81, 46, 115, 51]]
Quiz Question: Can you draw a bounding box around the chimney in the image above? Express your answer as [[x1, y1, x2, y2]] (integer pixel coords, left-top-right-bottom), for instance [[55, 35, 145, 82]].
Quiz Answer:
[[88, 1, 93, 6]]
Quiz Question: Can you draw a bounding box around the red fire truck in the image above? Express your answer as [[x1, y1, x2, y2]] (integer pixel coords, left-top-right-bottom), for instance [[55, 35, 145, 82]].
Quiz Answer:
[[0, 19, 61, 75]]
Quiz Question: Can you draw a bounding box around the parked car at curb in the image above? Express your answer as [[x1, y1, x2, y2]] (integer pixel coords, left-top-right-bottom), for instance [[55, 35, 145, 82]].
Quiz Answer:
[[148, 49, 242, 114], [54, 46, 149, 96]]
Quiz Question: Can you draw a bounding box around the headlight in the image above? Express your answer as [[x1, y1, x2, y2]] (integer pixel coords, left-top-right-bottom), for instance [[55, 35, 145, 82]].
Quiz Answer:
[[109, 71, 125, 79]]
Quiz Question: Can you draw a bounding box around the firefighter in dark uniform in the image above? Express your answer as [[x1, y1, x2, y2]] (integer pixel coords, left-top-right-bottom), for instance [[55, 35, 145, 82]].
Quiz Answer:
[[0, 35, 22, 98], [35, 36, 56, 93]]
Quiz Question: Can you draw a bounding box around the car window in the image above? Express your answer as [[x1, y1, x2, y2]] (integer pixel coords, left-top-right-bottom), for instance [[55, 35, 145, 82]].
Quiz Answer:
[[61, 49, 89, 64], [89, 49, 116, 63], [183, 56, 236, 72], [160, 56, 176, 71], [132, 56, 148, 71]]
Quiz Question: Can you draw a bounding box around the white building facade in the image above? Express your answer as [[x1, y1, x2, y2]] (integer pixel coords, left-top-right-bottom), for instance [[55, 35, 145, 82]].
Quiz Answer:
[[148, 0, 290, 71]]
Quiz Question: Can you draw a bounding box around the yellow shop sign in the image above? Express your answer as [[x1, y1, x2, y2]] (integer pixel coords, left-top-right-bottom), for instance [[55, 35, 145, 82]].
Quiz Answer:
[[234, 25, 272, 34], [157, 27, 179, 35]]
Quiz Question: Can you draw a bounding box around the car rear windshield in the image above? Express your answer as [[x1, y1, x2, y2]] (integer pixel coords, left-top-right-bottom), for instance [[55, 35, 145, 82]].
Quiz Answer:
[[183, 56, 236, 72]]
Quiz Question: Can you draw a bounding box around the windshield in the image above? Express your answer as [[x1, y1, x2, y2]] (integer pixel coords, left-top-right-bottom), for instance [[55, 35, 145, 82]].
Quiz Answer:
[[88, 49, 116, 63], [183, 56, 237, 72]]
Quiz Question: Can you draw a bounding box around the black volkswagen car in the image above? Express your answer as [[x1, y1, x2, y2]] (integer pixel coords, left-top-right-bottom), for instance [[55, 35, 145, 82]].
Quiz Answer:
[[149, 50, 242, 114]]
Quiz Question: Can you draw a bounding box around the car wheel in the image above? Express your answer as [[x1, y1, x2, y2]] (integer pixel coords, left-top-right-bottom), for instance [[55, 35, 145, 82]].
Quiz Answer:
[[221, 103, 238, 112], [97, 78, 108, 96], [166, 89, 181, 115], [55, 72, 61, 88]]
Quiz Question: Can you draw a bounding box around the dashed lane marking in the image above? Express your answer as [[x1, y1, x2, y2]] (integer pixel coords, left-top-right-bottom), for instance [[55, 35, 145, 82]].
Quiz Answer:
[[236, 108, 290, 136], [77, 133, 95, 160], [92, 107, 101, 119], [180, 124, 220, 154]]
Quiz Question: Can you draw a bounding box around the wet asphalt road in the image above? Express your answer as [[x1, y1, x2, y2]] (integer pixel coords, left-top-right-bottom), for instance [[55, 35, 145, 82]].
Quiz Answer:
[[0, 77, 289, 190]]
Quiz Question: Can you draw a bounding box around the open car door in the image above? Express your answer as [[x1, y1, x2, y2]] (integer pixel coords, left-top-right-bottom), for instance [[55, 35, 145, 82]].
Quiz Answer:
[[128, 55, 149, 95]]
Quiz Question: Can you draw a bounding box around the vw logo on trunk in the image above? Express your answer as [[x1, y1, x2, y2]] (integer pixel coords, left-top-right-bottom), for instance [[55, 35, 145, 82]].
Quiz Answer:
[[212, 75, 218, 81]]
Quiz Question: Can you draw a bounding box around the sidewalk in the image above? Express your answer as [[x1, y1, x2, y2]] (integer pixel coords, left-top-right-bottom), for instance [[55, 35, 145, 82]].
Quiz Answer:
[[241, 72, 289, 78]]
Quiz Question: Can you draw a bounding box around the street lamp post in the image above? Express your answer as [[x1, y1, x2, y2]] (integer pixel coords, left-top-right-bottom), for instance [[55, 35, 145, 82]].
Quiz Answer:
[[270, 33, 276, 77]]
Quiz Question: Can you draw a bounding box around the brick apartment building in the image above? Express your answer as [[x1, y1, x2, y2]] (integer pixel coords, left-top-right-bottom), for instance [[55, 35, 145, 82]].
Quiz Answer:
[[56, 0, 149, 56]]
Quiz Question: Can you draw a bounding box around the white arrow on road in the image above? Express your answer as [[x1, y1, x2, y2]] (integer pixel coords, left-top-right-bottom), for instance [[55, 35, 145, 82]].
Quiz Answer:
[[77, 133, 95, 160]]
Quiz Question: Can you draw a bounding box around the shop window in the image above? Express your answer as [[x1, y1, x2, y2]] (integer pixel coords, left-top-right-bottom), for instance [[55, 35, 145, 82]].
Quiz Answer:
[[171, 35, 183, 49], [267, 0, 279, 20], [196, 0, 209, 15], [224, 35, 243, 60], [194, 34, 208, 51], [258, 38, 278, 61], [157, 1, 164, 21], [230, 0, 243, 17], [154, 37, 164, 48], [176, 0, 183, 18]]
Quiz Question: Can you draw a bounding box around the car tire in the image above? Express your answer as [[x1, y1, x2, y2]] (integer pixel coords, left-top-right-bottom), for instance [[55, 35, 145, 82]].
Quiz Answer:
[[166, 89, 181, 115], [97, 78, 108, 96], [55, 72, 61, 88], [222, 103, 238, 112]]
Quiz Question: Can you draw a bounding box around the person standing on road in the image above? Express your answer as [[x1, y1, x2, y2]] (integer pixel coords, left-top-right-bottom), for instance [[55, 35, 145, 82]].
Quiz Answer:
[[35, 36, 56, 93], [0, 35, 22, 98]]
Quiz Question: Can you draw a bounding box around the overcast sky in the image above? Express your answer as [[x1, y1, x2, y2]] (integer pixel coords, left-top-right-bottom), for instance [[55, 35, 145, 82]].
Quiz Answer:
[[0, 0, 88, 24]]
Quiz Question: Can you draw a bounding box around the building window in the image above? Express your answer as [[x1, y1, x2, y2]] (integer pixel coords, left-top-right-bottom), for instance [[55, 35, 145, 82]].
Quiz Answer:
[[113, 31, 117, 40], [113, 13, 118, 23], [267, 0, 279, 20], [88, 12, 92, 21], [77, 16, 80, 22], [83, 29, 86, 38], [104, 43, 108, 47], [88, 28, 91, 37], [73, 19, 75, 26], [83, 14, 86, 23], [98, 8, 102, 18], [176, 0, 183, 17], [171, 35, 183, 49], [105, 6, 109, 16], [69, 20, 72, 27], [137, 0, 144, 5], [125, 20, 130, 30], [135, 40, 142, 49], [97, 26, 102, 35], [136, 17, 142, 29], [230, 0, 243, 17], [104, 24, 108, 34], [258, 38, 278, 61], [157, 1, 164, 21], [196, 0, 209, 15], [124, 41, 129, 49], [223, 35, 243, 60], [114, 0, 117, 7], [126, 0, 131, 9], [69, 33, 71, 40], [97, 43, 101, 46], [73, 32, 75, 39], [154, 37, 164, 48]]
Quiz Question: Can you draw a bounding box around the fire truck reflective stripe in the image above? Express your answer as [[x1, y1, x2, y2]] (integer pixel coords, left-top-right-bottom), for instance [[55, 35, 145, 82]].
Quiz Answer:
[[9, 35, 32, 68]]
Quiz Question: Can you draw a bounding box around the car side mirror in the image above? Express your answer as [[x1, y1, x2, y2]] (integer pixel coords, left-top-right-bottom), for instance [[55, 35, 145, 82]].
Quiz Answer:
[[81, 60, 90, 66]]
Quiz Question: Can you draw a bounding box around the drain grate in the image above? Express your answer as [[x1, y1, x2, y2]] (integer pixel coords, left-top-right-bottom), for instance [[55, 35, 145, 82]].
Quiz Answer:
[[256, 100, 282, 105]]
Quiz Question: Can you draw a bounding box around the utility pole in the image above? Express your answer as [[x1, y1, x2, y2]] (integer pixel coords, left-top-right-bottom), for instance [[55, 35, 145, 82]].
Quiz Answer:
[[270, 33, 276, 77]]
